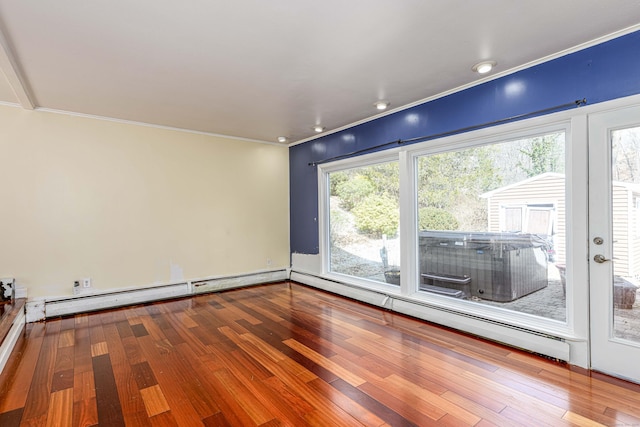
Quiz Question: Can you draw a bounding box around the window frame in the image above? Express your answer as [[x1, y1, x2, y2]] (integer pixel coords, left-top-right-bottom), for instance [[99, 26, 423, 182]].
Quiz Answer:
[[318, 150, 404, 295], [317, 115, 585, 339]]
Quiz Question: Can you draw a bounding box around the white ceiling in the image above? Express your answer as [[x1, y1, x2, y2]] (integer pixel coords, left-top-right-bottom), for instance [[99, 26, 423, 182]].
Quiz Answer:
[[0, 1, 639, 144]]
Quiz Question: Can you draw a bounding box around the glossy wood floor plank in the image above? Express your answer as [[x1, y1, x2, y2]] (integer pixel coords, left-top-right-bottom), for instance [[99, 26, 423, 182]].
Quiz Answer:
[[0, 323, 45, 413], [2, 281, 640, 426], [20, 320, 62, 424]]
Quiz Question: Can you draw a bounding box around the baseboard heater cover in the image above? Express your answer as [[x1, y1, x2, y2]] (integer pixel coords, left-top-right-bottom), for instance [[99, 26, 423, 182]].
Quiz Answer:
[[193, 269, 288, 293], [0, 309, 25, 374], [290, 270, 570, 362], [41, 269, 289, 319]]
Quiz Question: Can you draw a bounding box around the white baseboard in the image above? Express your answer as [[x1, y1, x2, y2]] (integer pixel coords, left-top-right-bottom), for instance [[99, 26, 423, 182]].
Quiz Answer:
[[45, 282, 192, 318], [28, 269, 289, 322], [0, 308, 25, 374], [193, 269, 289, 293]]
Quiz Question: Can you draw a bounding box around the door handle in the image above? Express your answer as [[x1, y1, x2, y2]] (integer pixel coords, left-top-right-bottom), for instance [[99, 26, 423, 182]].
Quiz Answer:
[[593, 254, 611, 263]]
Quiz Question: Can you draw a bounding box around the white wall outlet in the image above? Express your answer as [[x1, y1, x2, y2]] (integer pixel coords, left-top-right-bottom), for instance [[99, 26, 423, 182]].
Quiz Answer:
[[82, 278, 91, 288], [266, 258, 272, 267]]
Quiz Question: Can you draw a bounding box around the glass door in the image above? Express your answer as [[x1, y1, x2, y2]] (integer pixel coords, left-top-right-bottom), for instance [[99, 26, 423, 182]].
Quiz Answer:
[[589, 106, 640, 383]]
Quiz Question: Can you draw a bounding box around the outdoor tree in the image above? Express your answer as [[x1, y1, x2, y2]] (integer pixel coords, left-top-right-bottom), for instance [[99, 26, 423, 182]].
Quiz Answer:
[[333, 174, 375, 211], [331, 162, 400, 238], [418, 207, 459, 230], [417, 146, 499, 209], [517, 133, 564, 177], [360, 162, 400, 201], [612, 127, 640, 183], [417, 145, 500, 230]]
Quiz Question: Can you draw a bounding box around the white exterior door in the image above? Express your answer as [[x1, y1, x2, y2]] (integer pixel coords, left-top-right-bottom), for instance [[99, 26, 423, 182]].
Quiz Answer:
[[589, 105, 640, 382]]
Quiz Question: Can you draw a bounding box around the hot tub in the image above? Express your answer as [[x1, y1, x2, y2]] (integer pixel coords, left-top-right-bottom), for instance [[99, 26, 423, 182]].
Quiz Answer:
[[419, 231, 549, 302]]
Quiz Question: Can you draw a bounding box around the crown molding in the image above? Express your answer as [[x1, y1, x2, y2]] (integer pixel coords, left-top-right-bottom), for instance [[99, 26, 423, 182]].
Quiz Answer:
[[0, 22, 34, 109]]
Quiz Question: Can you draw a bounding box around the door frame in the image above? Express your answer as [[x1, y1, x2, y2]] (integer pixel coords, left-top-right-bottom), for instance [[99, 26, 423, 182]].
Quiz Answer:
[[588, 104, 640, 383]]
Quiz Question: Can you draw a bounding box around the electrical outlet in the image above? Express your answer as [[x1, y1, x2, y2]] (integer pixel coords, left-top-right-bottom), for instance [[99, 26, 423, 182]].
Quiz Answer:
[[82, 277, 91, 288], [266, 258, 272, 266], [73, 280, 80, 295]]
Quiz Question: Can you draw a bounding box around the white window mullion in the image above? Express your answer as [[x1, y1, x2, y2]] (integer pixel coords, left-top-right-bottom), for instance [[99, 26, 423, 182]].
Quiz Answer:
[[399, 150, 417, 296]]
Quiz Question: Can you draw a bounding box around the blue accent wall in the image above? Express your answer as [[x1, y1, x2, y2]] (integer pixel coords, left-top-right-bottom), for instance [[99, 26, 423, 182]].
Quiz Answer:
[[289, 30, 640, 255]]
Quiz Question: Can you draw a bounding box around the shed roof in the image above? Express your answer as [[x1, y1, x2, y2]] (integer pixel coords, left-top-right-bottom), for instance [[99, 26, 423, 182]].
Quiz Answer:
[[481, 172, 640, 199], [480, 172, 564, 199]]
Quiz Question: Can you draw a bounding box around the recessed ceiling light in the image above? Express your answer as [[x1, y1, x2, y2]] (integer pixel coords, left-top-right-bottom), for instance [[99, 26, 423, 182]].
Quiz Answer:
[[277, 136, 288, 143], [313, 125, 324, 133], [472, 60, 497, 74], [374, 101, 390, 111]]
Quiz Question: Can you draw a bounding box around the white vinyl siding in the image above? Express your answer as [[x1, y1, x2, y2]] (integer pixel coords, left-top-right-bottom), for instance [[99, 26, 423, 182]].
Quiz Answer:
[[485, 173, 565, 264]]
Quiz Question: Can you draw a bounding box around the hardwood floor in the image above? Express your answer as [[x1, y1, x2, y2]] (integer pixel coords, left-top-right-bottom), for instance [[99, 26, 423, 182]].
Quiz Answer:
[[1, 282, 640, 426]]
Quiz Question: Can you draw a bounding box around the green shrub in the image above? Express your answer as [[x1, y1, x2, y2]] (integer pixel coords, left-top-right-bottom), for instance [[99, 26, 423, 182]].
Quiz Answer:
[[418, 207, 459, 231], [352, 195, 399, 238], [334, 175, 374, 211], [329, 171, 349, 196]]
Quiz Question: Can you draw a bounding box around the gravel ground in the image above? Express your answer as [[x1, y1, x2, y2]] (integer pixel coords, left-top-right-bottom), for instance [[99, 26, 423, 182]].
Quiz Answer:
[[332, 242, 568, 321]]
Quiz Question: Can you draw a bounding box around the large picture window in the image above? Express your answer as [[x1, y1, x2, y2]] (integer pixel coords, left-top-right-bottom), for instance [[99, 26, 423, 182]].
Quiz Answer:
[[328, 161, 400, 285], [321, 127, 569, 325], [416, 131, 566, 321]]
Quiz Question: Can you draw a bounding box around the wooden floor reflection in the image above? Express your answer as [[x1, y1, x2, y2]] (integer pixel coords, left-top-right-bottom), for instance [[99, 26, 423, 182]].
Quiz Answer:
[[1, 281, 639, 426]]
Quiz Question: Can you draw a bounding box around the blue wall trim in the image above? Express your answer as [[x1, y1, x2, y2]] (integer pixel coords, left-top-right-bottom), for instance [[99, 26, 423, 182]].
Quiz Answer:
[[289, 30, 640, 255]]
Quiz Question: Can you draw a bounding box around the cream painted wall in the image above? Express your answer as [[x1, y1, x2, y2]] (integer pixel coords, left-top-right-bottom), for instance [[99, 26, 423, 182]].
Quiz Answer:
[[0, 105, 289, 298]]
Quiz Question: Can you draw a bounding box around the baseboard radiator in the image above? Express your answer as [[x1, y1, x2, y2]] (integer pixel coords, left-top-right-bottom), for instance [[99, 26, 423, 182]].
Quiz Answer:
[[290, 270, 571, 362], [35, 269, 289, 321]]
